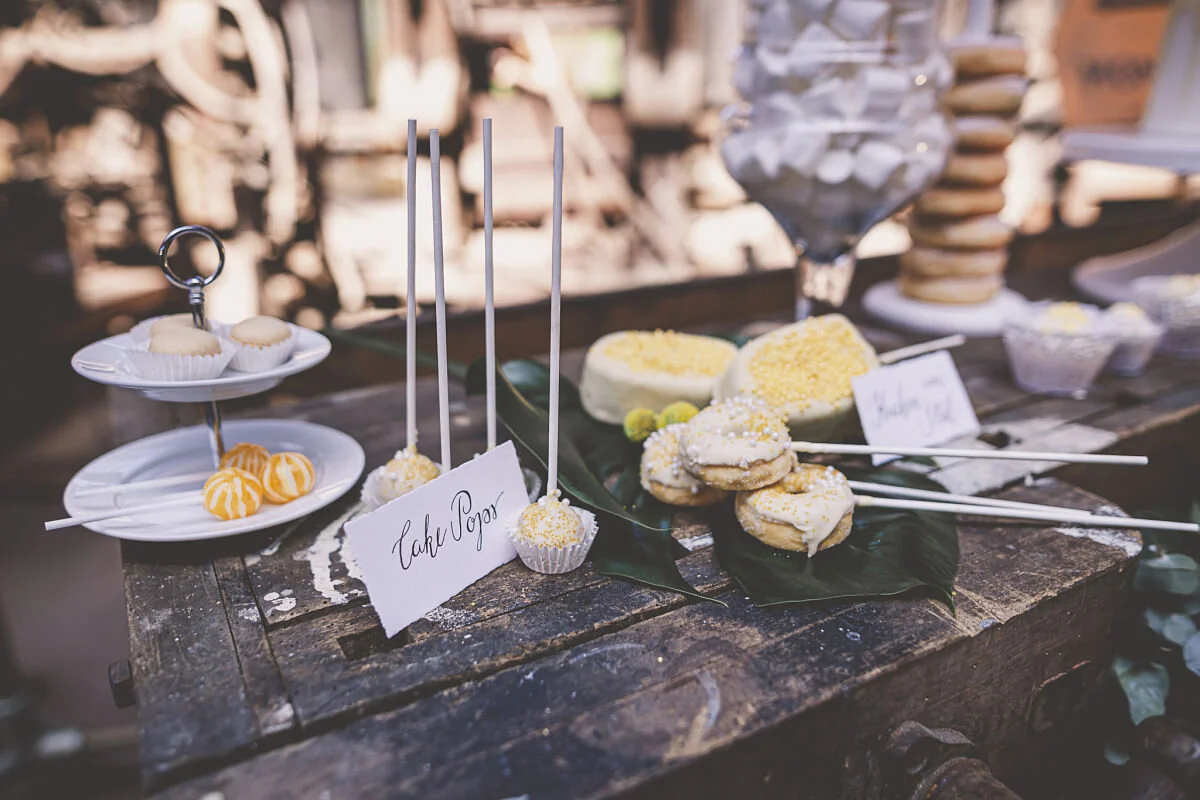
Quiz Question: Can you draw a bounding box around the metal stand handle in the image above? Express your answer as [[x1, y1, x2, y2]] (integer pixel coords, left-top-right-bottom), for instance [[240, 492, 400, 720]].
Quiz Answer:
[[157, 225, 227, 467]]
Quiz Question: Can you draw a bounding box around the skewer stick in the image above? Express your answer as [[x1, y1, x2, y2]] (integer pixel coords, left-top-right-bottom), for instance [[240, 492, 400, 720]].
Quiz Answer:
[[74, 471, 212, 497], [854, 494, 1197, 533], [792, 441, 1148, 466], [850, 479, 1184, 526], [430, 129, 452, 472], [45, 496, 198, 531], [547, 126, 564, 496], [483, 117, 497, 451], [877, 335, 966, 365], [406, 118, 418, 451]]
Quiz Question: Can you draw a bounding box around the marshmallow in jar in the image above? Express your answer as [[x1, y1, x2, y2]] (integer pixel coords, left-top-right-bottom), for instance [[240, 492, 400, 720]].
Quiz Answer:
[[722, 0, 952, 262]]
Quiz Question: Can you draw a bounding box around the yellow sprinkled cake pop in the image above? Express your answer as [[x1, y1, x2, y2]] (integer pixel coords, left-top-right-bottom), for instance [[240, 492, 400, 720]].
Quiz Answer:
[[378, 445, 441, 502]]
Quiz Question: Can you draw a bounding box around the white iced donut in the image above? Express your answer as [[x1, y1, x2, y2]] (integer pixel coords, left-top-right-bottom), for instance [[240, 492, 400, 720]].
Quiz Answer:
[[677, 396, 795, 492], [579, 330, 738, 425], [715, 315, 879, 440], [639, 424, 729, 507], [734, 463, 855, 555]]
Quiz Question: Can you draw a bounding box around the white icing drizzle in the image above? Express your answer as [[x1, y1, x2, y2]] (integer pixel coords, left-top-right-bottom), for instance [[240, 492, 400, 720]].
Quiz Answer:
[[741, 464, 855, 556], [640, 424, 709, 493], [678, 396, 789, 469]]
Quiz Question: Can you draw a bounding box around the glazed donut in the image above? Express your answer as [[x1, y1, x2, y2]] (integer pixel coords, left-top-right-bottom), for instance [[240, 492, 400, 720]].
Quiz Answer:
[[909, 215, 1013, 250], [941, 152, 1009, 186], [203, 467, 264, 521], [219, 442, 270, 477], [579, 330, 738, 425], [639, 424, 729, 507], [261, 451, 316, 504], [948, 37, 1027, 78], [898, 273, 1004, 304], [677, 396, 796, 492], [714, 315, 879, 440], [944, 75, 1028, 116], [914, 186, 1005, 218], [900, 246, 1007, 279], [735, 464, 855, 555], [954, 117, 1017, 151]]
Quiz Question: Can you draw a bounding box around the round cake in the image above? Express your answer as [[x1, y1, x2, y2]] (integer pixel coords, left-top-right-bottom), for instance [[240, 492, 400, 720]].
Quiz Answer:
[[579, 330, 738, 425], [715, 315, 878, 439]]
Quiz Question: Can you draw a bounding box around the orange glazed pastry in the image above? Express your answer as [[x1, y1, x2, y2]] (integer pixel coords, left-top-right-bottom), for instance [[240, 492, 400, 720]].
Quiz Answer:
[[203, 467, 264, 521], [262, 452, 316, 503], [219, 442, 270, 477]]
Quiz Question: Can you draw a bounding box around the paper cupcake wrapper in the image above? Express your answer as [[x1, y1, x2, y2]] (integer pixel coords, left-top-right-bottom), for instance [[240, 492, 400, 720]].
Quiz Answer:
[[129, 315, 217, 343], [360, 464, 394, 511], [506, 506, 598, 575], [229, 331, 296, 373], [1106, 325, 1163, 376], [125, 338, 236, 381]]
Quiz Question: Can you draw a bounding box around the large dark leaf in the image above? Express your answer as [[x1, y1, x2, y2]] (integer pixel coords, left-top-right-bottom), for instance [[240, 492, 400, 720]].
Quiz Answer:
[[713, 466, 958, 610], [464, 358, 712, 602], [1112, 656, 1168, 725]]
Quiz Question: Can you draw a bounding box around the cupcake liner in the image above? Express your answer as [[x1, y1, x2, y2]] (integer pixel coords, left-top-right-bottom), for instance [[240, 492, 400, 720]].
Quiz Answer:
[[125, 338, 236, 381], [1003, 303, 1115, 397], [507, 505, 598, 575], [229, 330, 296, 373], [360, 464, 391, 511], [1105, 324, 1163, 376]]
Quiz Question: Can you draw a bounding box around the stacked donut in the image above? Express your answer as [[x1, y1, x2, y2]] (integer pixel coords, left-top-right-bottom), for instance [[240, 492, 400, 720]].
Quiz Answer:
[[899, 37, 1027, 305]]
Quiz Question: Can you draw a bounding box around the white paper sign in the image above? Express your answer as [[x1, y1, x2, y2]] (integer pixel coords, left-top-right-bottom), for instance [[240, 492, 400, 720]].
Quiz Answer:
[[851, 351, 980, 465], [344, 441, 524, 637]]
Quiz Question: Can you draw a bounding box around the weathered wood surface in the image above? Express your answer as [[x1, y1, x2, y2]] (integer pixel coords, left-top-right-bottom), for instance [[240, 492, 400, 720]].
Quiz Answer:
[[152, 479, 1135, 799], [121, 317, 1200, 795]]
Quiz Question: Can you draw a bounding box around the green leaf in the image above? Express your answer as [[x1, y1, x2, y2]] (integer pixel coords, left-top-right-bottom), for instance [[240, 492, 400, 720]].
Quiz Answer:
[[1144, 609, 1198, 646], [464, 358, 713, 603], [1134, 552, 1200, 596], [1112, 656, 1168, 726], [1185, 633, 1200, 677], [713, 466, 958, 610], [1103, 734, 1131, 767]]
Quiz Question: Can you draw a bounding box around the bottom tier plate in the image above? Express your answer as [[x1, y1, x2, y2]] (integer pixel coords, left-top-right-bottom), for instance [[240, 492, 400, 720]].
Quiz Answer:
[[63, 419, 365, 542], [862, 280, 1028, 337]]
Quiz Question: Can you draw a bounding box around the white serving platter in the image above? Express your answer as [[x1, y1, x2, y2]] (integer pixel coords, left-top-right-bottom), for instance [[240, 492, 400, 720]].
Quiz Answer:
[[62, 419, 364, 542], [70, 324, 331, 402]]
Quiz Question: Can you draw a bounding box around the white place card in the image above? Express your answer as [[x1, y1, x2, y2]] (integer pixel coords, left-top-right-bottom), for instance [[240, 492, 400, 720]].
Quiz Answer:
[[344, 440, 524, 637], [851, 351, 980, 465]]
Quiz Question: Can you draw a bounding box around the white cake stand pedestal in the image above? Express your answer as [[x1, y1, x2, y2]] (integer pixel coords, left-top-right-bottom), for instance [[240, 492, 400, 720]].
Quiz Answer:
[[862, 280, 1028, 337]]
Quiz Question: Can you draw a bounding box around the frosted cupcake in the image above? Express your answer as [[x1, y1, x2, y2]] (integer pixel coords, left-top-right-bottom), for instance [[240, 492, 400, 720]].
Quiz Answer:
[[1102, 302, 1163, 376], [127, 326, 234, 380], [507, 493, 598, 575], [130, 313, 210, 342], [228, 315, 296, 372], [1003, 302, 1114, 396]]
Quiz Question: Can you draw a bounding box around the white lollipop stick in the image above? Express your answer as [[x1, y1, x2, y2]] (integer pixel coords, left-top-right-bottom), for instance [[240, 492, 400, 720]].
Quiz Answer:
[[547, 126, 564, 496], [877, 335, 966, 365], [484, 117, 497, 451], [853, 494, 1197, 533], [849, 479, 1100, 514], [792, 441, 1147, 466], [45, 495, 198, 531], [430, 129, 452, 473], [406, 118, 418, 451], [73, 471, 212, 497]]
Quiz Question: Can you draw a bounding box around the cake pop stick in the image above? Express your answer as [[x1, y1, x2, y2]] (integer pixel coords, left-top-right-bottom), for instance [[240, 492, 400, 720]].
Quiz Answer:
[[877, 334, 966, 365], [431, 129, 452, 473], [547, 126, 564, 495], [791, 441, 1147, 465], [406, 118, 418, 451], [484, 117, 497, 451]]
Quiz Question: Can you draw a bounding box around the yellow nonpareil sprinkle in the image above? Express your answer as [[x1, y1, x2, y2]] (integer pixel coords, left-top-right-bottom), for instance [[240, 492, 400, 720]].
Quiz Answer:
[[1037, 302, 1091, 333], [515, 498, 584, 548], [747, 317, 873, 410], [601, 331, 734, 377]]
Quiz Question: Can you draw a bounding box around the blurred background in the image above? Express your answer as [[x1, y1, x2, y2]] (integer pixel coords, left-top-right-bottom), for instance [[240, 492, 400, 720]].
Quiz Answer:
[[1, 0, 1197, 797]]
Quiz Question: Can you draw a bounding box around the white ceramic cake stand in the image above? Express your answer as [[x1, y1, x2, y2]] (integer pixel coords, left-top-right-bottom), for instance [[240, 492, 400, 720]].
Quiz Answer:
[[862, 280, 1028, 337], [63, 419, 364, 542]]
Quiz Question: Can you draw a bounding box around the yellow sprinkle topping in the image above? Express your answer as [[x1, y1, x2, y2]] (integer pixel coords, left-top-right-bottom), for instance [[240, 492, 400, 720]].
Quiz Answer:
[[381, 448, 441, 498], [514, 497, 584, 548], [1036, 302, 1092, 333], [747, 317, 874, 410], [601, 331, 735, 377]]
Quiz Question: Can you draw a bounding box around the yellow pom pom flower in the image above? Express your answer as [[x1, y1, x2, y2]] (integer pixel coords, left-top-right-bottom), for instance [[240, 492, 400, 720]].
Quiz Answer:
[[656, 400, 700, 428], [623, 407, 659, 443]]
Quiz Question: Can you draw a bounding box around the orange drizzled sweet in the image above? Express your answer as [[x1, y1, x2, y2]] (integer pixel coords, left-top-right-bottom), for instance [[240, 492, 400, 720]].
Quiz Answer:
[[262, 452, 316, 504]]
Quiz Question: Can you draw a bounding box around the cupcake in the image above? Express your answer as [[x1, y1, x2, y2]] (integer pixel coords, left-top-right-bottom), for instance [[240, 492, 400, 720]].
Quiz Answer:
[[1002, 301, 1115, 397], [506, 494, 598, 575], [1102, 302, 1163, 376], [127, 326, 234, 380], [1133, 275, 1200, 357], [130, 313, 209, 342], [228, 315, 296, 372]]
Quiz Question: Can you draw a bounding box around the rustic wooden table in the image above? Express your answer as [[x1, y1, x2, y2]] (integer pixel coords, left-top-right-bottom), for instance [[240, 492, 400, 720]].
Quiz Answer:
[[113, 321, 1200, 799]]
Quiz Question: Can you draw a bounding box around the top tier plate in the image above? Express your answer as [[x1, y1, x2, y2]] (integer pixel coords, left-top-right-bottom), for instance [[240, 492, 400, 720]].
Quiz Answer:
[[71, 324, 331, 402]]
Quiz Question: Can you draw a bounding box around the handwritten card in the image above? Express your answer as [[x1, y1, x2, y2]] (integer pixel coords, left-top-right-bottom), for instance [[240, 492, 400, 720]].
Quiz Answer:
[[344, 440, 524, 637], [851, 351, 979, 465]]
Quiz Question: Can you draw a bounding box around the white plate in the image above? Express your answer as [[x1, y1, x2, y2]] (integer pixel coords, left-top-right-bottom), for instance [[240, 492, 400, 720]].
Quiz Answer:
[[70, 324, 331, 402], [63, 419, 364, 542]]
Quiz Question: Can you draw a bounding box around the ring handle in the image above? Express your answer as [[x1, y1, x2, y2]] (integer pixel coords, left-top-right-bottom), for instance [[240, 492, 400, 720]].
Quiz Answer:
[[158, 225, 225, 290]]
